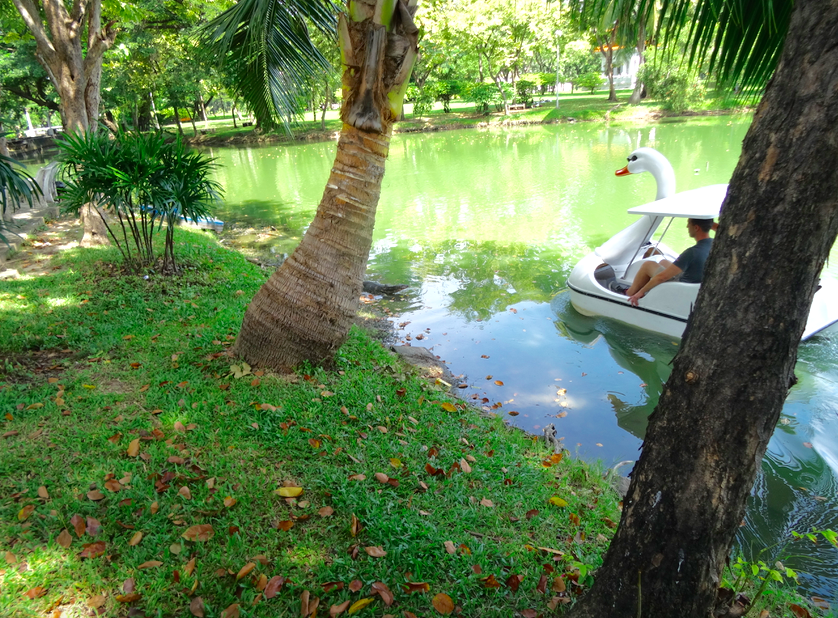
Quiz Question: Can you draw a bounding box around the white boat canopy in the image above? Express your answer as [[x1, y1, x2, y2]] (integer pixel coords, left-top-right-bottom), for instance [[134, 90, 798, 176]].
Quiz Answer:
[[627, 184, 728, 219]]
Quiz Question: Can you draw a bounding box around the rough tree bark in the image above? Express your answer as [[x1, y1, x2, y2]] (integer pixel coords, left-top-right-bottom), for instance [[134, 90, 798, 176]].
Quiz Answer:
[[234, 0, 419, 371], [568, 1, 838, 617], [599, 24, 619, 102], [10, 0, 116, 134]]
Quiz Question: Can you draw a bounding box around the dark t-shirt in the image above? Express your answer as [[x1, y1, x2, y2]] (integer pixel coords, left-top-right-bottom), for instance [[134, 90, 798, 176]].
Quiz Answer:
[[673, 238, 713, 283]]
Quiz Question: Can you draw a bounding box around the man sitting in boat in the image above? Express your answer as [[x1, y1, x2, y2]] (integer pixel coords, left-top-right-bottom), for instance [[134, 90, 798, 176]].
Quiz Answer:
[[624, 218, 714, 307]]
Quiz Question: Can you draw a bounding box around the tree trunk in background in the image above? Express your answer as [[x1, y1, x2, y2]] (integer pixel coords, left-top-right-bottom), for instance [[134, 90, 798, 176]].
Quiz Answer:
[[234, 0, 419, 371], [10, 0, 115, 134], [321, 82, 330, 130], [628, 21, 645, 105], [150, 92, 161, 130], [80, 203, 110, 247], [568, 2, 838, 616], [173, 107, 183, 136], [0, 123, 8, 157]]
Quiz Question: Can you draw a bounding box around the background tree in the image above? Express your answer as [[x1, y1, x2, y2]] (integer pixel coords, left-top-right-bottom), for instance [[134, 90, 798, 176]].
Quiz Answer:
[[567, 0, 836, 616]]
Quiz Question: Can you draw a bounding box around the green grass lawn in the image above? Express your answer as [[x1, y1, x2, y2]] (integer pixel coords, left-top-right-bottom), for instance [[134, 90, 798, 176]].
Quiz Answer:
[[0, 228, 621, 617]]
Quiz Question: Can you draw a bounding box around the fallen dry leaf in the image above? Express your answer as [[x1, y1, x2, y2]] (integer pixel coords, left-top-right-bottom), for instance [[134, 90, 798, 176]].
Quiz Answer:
[[185, 557, 197, 576], [220, 603, 240, 618], [444, 541, 456, 554], [182, 524, 215, 542], [151, 501, 160, 514], [364, 546, 386, 558], [138, 560, 163, 569], [236, 562, 256, 580], [330, 600, 351, 617], [348, 580, 363, 592], [116, 593, 142, 603], [371, 581, 394, 606], [552, 576, 566, 592], [179, 486, 193, 500], [318, 506, 334, 517], [265, 576, 286, 599], [224, 496, 237, 508], [127, 439, 140, 457], [480, 498, 494, 508], [71, 514, 85, 537], [350, 514, 361, 537], [79, 541, 106, 559], [374, 473, 389, 484], [24, 586, 48, 599], [347, 598, 374, 614], [276, 487, 303, 498], [402, 582, 430, 593], [276, 520, 294, 531], [88, 594, 106, 608], [432, 593, 454, 615], [56, 529, 72, 548], [37, 486, 49, 499], [128, 531, 143, 546], [190, 596, 205, 617], [86, 517, 101, 536]]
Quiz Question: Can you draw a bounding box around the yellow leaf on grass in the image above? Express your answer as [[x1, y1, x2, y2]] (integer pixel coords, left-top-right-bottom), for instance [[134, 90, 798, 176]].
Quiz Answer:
[[549, 497, 568, 507], [441, 402, 456, 413], [389, 458, 402, 468], [18, 504, 35, 521], [348, 598, 375, 614], [224, 496, 237, 508], [275, 487, 303, 497], [127, 439, 140, 457]]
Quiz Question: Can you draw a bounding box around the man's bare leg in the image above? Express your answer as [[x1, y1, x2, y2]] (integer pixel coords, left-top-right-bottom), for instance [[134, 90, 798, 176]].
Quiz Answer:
[[626, 260, 673, 296]]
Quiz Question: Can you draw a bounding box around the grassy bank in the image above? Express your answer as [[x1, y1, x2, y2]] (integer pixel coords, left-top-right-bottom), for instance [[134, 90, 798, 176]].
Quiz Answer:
[[0, 228, 621, 617], [184, 89, 754, 147]]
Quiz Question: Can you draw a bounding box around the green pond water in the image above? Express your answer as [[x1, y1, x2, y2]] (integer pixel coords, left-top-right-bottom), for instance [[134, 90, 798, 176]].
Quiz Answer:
[[207, 118, 838, 602]]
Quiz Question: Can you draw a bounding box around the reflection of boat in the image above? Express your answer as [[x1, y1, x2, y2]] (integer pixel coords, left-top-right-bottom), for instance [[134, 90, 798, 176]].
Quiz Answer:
[[566, 148, 838, 340]]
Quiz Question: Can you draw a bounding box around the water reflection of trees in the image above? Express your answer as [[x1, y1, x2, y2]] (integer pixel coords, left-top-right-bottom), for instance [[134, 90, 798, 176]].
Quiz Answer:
[[370, 239, 574, 320]]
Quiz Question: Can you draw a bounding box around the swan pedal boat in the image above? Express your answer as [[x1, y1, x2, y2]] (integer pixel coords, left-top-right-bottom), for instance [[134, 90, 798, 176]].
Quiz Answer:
[[566, 184, 838, 341]]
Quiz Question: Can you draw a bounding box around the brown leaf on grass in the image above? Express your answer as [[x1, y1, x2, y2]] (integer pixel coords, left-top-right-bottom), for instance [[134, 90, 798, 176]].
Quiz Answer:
[[348, 580, 363, 592], [425, 463, 444, 477], [458, 544, 471, 555], [309, 438, 321, 449], [348, 598, 374, 614], [375, 473, 390, 484], [24, 586, 48, 599], [128, 531, 143, 546], [168, 456, 186, 465], [127, 438, 140, 457], [521, 610, 537, 618], [506, 574, 524, 591], [189, 597, 206, 617], [70, 514, 85, 537], [480, 498, 494, 508], [318, 506, 334, 517], [255, 574, 268, 591], [300, 590, 311, 616], [104, 479, 122, 492], [811, 597, 831, 611], [88, 594, 106, 608], [18, 504, 35, 521], [174, 421, 187, 433], [170, 543, 182, 555], [182, 524, 215, 542], [348, 474, 366, 481], [789, 605, 812, 618], [38, 486, 49, 499], [472, 564, 482, 575], [56, 529, 72, 548], [444, 541, 456, 554], [276, 520, 294, 531], [87, 489, 104, 501], [224, 496, 237, 508], [432, 593, 454, 615], [481, 575, 501, 589], [236, 563, 256, 580], [116, 593, 142, 603], [185, 557, 197, 576], [322, 581, 344, 593], [220, 603, 240, 618], [371, 582, 394, 606], [138, 560, 163, 569], [265, 576, 286, 599], [402, 582, 430, 594], [525, 509, 539, 520], [364, 546, 386, 558], [179, 486, 193, 500], [86, 517, 101, 536], [552, 576, 566, 592], [350, 514, 361, 537], [459, 458, 472, 473], [150, 501, 159, 514], [329, 600, 351, 617], [536, 574, 548, 594], [79, 541, 106, 559]]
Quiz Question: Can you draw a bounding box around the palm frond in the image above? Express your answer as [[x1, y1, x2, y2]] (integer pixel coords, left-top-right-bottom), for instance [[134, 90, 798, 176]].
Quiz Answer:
[[570, 0, 790, 92], [200, 0, 338, 130]]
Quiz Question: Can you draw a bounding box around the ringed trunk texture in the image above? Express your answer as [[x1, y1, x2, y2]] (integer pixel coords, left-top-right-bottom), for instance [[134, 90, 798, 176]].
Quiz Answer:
[[233, 124, 390, 370], [568, 1, 838, 617], [234, 0, 418, 372]]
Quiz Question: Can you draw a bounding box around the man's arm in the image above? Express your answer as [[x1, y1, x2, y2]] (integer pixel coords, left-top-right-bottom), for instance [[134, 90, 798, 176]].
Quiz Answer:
[[628, 263, 683, 307]]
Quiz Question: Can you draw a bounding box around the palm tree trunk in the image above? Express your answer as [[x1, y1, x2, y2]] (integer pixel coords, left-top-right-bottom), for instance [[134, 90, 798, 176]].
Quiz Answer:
[[628, 21, 646, 105], [234, 0, 418, 372], [234, 124, 390, 370], [568, 1, 838, 616]]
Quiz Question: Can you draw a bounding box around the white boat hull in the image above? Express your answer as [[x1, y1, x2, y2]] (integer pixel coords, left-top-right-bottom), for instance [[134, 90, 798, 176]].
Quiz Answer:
[[567, 251, 838, 341]]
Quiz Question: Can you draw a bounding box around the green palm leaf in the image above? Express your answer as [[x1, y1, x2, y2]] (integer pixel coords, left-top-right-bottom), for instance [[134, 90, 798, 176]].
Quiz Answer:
[[200, 0, 338, 130]]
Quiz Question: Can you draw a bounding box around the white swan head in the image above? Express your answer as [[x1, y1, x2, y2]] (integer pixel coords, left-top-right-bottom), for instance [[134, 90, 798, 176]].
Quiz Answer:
[[615, 147, 676, 201]]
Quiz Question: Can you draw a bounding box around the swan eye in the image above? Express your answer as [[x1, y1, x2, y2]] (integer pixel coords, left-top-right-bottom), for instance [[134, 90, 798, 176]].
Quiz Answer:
[[629, 155, 638, 162]]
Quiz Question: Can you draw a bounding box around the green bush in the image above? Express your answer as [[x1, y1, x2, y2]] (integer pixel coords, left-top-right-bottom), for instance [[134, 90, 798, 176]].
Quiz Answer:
[[466, 82, 497, 114], [637, 61, 706, 111], [406, 84, 435, 117], [576, 72, 605, 94], [58, 130, 222, 274], [428, 80, 463, 113], [515, 79, 536, 106]]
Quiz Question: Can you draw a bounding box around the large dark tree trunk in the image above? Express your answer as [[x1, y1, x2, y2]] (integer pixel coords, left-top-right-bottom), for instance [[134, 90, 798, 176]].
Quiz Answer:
[[568, 2, 838, 617], [234, 0, 419, 372]]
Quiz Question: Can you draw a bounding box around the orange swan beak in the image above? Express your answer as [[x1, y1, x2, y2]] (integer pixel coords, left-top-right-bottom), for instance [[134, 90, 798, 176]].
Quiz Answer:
[[615, 165, 631, 176]]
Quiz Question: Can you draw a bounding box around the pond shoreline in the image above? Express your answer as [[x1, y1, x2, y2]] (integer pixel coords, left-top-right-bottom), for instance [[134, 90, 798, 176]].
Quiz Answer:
[[184, 106, 748, 148]]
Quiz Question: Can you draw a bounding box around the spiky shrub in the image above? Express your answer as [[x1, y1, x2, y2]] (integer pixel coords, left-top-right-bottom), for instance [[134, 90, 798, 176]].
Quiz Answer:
[[57, 131, 222, 274], [0, 154, 41, 246]]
